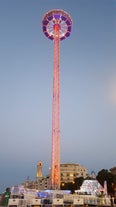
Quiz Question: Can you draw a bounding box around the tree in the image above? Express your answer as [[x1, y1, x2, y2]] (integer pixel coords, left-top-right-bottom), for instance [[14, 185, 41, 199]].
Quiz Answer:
[[74, 177, 84, 190], [96, 169, 116, 195], [60, 177, 84, 194], [61, 182, 75, 193]]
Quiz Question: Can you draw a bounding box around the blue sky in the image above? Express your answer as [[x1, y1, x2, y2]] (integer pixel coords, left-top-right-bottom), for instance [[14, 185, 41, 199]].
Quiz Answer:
[[0, 0, 116, 193]]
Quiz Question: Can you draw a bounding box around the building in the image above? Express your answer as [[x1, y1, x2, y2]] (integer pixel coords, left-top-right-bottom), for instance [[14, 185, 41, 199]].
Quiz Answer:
[[60, 163, 87, 183], [22, 162, 87, 190], [22, 175, 50, 190], [110, 166, 116, 175], [36, 161, 43, 179], [34, 175, 50, 190]]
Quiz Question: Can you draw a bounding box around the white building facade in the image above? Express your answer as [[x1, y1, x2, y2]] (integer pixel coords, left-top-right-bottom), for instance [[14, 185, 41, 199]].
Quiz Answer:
[[60, 163, 87, 183]]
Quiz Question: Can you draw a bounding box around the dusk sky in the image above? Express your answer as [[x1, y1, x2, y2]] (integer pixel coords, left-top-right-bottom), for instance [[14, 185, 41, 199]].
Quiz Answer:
[[0, 0, 116, 193]]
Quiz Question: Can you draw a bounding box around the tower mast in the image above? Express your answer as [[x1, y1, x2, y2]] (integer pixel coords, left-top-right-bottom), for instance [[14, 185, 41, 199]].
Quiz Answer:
[[51, 22, 60, 189], [42, 9, 72, 189]]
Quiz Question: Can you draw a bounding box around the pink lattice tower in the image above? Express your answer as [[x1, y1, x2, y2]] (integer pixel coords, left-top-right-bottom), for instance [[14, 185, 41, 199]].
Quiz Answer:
[[42, 9, 72, 189]]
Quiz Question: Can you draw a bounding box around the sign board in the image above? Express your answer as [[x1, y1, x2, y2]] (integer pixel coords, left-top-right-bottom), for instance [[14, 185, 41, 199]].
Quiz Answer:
[[73, 198, 83, 205], [52, 198, 63, 205], [31, 199, 41, 205]]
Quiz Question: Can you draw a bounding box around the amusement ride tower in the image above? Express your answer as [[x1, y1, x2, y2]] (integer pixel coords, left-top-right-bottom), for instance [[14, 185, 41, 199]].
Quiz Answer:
[[42, 9, 72, 189]]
